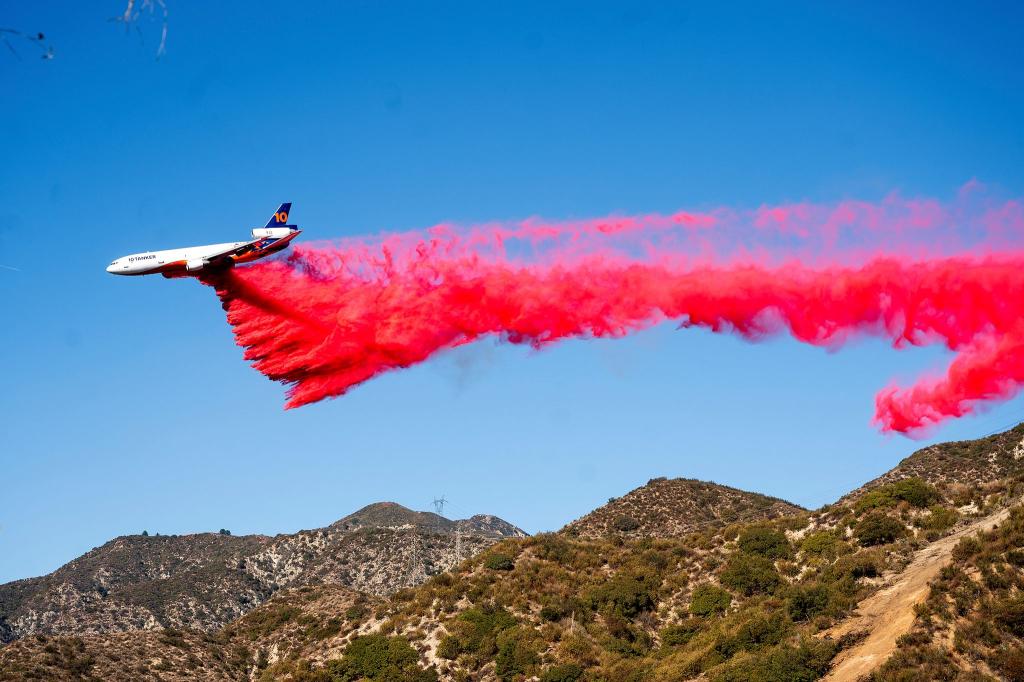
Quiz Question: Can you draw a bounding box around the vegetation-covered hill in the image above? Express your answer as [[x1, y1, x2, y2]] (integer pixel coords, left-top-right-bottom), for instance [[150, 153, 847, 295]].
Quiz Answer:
[[562, 478, 805, 539], [842, 423, 1024, 504], [0, 503, 524, 644], [4, 425, 1024, 681]]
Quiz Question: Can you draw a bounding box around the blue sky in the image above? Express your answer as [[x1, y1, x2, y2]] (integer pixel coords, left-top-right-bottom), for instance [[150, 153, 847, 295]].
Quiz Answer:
[[2, 1, 1023, 584]]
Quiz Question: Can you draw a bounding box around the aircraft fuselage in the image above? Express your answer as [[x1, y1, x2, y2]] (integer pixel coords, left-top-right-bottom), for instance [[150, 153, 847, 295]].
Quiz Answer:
[[106, 203, 300, 278]]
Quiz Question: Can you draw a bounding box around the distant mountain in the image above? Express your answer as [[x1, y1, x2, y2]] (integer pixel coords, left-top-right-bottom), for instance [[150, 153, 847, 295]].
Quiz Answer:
[[562, 477, 805, 539], [0, 503, 525, 643], [330, 501, 525, 539]]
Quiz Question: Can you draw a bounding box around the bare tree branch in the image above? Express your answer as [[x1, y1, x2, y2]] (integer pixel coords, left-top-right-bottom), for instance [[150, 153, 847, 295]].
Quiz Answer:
[[111, 0, 168, 59], [0, 28, 54, 60]]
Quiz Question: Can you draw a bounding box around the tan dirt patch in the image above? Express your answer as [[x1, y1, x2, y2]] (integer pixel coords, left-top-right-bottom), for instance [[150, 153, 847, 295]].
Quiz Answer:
[[821, 506, 1011, 681]]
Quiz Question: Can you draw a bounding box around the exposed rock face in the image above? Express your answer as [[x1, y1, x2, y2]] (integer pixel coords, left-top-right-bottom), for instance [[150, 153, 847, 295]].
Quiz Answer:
[[561, 477, 805, 539], [0, 503, 525, 643]]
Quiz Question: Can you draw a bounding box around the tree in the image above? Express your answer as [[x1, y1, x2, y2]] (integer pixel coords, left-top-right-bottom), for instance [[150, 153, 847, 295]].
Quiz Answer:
[[219, 528, 231, 536], [141, 530, 149, 536]]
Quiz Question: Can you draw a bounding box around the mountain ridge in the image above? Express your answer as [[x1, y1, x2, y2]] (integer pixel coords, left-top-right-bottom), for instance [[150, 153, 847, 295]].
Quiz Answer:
[[4, 426, 1024, 681], [0, 502, 525, 644], [562, 476, 805, 539]]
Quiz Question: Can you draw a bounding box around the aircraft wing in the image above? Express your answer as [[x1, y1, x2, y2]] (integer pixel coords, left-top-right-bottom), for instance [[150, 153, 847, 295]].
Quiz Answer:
[[203, 240, 264, 268]]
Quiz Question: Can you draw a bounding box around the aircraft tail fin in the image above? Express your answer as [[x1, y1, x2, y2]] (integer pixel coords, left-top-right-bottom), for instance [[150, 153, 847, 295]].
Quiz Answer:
[[265, 203, 297, 229]]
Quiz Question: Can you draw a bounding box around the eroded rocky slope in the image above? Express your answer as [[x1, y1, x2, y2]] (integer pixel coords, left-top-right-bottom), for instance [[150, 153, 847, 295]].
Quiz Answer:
[[0, 502, 524, 643]]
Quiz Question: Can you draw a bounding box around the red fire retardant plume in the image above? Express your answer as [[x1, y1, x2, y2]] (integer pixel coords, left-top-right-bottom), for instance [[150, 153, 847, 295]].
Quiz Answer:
[[202, 190, 1024, 435]]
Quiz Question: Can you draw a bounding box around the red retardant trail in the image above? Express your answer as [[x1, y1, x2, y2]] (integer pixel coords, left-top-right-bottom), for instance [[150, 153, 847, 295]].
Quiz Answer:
[[202, 187, 1024, 435]]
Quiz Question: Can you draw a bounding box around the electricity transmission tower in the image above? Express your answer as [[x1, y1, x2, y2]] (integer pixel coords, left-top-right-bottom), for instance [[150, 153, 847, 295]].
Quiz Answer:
[[432, 495, 448, 516]]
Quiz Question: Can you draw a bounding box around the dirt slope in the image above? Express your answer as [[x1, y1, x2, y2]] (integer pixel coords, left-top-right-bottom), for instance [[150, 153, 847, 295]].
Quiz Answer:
[[822, 504, 1013, 681]]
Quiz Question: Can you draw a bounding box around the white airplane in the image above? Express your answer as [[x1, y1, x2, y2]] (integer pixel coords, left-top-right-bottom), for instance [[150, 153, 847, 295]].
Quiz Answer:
[[106, 203, 301, 278]]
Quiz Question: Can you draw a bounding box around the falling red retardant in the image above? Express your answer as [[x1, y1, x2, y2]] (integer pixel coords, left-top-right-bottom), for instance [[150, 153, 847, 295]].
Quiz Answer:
[[201, 189, 1024, 435]]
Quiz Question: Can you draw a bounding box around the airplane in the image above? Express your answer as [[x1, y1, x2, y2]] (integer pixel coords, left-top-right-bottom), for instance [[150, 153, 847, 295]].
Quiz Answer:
[[106, 203, 301, 278]]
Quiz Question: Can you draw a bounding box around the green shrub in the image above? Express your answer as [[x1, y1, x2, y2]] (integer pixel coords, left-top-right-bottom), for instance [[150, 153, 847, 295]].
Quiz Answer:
[[612, 515, 641, 532], [787, 584, 830, 622], [345, 602, 368, 621], [855, 513, 905, 546], [918, 505, 959, 531], [590, 573, 659, 617], [889, 478, 941, 508], [538, 595, 588, 624], [532, 534, 574, 564], [243, 604, 302, 638], [800, 530, 839, 559], [601, 615, 653, 657], [719, 554, 782, 596], [689, 584, 732, 616], [866, 642, 958, 681], [826, 550, 884, 581], [307, 617, 343, 641], [451, 604, 517, 656], [540, 603, 565, 622], [738, 527, 791, 559], [437, 635, 461, 660], [661, 618, 703, 646], [854, 490, 896, 514], [325, 635, 436, 682], [539, 663, 584, 682], [495, 629, 540, 682], [710, 637, 837, 682], [995, 647, 1024, 681], [715, 614, 790, 658], [855, 478, 939, 514], [994, 595, 1024, 637], [952, 536, 982, 561], [484, 553, 515, 571]]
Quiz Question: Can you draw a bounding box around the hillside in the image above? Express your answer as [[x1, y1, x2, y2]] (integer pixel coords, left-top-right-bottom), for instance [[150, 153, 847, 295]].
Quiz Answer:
[[0, 586, 377, 682], [0, 503, 524, 644], [3, 425, 1024, 681], [562, 477, 805, 539], [864, 504, 1024, 681], [841, 422, 1024, 504]]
